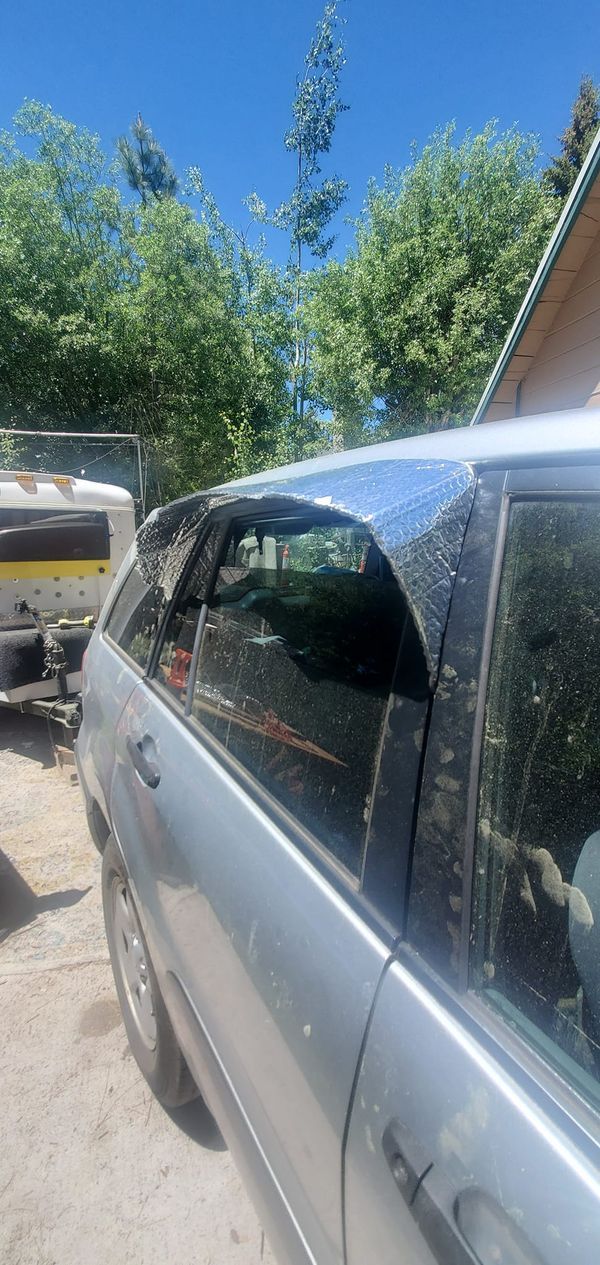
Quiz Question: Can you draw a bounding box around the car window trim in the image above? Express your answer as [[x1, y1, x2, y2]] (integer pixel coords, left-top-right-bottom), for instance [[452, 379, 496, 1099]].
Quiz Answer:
[[142, 668, 399, 949], [102, 627, 146, 678], [460, 474, 600, 991], [449, 471, 600, 1136], [457, 481, 510, 988], [184, 601, 209, 717], [406, 469, 507, 979], [359, 621, 433, 932]]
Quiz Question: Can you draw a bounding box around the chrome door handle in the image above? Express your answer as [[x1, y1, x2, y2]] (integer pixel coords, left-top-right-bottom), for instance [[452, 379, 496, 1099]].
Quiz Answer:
[[126, 736, 160, 789]]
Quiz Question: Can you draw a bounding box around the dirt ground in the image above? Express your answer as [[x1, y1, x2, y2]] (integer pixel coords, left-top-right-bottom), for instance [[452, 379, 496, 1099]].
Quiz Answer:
[[0, 709, 275, 1265]]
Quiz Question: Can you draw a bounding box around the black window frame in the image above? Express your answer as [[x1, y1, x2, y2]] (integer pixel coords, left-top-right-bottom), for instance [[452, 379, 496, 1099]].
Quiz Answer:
[[407, 467, 507, 978], [405, 461, 600, 1145]]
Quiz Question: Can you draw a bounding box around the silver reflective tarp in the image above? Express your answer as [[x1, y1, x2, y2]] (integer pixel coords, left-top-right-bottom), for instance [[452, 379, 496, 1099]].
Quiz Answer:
[[137, 458, 475, 677]]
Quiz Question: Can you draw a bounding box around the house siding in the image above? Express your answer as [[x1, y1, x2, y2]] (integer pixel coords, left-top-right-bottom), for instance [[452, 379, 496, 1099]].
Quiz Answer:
[[475, 156, 600, 424], [519, 227, 600, 415]]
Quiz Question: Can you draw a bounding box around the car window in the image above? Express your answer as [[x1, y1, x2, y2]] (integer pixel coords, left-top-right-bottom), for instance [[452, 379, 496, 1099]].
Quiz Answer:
[[472, 498, 600, 1109], [152, 536, 222, 706], [190, 515, 412, 878], [104, 560, 165, 670]]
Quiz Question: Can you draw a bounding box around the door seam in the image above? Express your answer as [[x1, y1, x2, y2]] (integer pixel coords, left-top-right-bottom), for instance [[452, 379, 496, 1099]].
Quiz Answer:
[[340, 952, 396, 1265]]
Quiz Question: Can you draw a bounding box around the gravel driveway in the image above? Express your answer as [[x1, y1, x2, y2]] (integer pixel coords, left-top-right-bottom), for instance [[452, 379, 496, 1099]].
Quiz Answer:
[[0, 710, 274, 1265]]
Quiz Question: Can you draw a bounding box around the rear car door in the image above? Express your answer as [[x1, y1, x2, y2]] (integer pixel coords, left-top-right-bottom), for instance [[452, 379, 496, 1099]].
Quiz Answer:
[[77, 551, 167, 830], [108, 506, 431, 1265], [345, 467, 600, 1265]]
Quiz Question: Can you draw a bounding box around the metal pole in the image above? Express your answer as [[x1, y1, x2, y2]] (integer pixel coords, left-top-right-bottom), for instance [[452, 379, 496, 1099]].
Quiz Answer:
[[0, 428, 139, 440], [135, 437, 146, 520]]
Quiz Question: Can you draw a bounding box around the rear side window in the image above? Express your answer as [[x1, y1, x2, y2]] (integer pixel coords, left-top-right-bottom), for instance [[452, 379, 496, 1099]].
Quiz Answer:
[[105, 561, 164, 670], [473, 499, 600, 1108], [153, 536, 224, 706], [190, 515, 416, 877]]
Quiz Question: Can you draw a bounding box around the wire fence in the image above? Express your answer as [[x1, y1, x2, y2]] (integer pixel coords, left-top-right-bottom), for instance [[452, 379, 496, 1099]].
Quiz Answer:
[[0, 430, 163, 523]]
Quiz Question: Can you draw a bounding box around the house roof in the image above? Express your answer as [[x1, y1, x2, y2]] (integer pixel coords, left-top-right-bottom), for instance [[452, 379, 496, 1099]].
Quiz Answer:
[[471, 127, 600, 425]]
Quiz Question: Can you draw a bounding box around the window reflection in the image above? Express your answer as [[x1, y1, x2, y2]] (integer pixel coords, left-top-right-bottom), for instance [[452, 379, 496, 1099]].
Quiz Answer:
[[192, 517, 415, 876]]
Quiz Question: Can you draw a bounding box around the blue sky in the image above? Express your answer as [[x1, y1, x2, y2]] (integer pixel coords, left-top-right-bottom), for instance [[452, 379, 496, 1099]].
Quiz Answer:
[[0, 0, 597, 264]]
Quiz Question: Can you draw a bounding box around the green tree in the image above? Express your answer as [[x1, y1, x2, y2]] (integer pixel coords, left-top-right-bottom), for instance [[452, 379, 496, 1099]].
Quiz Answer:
[[117, 113, 178, 203], [0, 101, 291, 497], [114, 193, 290, 494], [185, 167, 293, 475], [0, 100, 128, 429], [544, 76, 600, 199], [248, 0, 348, 447], [310, 123, 559, 447]]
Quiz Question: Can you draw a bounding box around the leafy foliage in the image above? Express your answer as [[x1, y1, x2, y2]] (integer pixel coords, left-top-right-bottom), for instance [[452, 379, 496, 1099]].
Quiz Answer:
[[0, 102, 291, 499], [309, 123, 560, 446], [250, 1, 348, 262], [0, 68, 584, 498], [248, 0, 348, 449], [0, 101, 127, 428], [117, 114, 178, 203], [544, 76, 600, 199]]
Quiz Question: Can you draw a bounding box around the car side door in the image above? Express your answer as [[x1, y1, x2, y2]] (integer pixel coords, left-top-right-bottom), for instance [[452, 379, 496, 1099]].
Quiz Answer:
[[344, 467, 600, 1265], [77, 549, 167, 832], [108, 506, 432, 1265]]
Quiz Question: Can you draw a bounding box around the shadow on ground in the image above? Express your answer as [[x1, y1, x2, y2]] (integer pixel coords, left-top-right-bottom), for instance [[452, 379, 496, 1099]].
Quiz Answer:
[[0, 709, 55, 769], [0, 849, 90, 942], [166, 1095, 228, 1152]]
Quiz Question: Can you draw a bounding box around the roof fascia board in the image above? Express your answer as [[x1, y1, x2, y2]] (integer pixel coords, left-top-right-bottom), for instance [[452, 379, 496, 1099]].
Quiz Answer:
[[471, 127, 600, 425]]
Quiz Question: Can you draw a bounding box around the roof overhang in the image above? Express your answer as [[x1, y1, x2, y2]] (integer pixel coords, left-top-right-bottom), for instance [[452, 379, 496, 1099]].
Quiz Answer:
[[472, 127, 600, 425]]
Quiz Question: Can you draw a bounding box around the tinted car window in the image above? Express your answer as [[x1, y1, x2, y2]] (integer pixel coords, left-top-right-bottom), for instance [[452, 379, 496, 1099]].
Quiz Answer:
[[473, 499, 600, 1107], [105, 561, 164, 670], [191, 516, 410, 877]]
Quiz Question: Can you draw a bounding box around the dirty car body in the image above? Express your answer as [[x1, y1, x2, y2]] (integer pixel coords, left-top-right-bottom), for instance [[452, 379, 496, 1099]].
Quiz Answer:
[[77, 410, 600, 1265]]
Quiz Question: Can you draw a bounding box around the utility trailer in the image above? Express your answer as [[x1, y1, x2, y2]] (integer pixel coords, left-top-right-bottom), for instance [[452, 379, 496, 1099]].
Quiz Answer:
[[0, 470, 135, 764]]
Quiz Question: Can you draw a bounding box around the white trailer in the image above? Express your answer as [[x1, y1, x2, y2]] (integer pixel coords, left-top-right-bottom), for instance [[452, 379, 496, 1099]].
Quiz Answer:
[[0, 471, 135, 721]]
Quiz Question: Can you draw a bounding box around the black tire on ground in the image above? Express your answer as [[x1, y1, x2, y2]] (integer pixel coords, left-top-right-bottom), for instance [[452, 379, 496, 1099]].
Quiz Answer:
[[101, 835, 199, 1108]]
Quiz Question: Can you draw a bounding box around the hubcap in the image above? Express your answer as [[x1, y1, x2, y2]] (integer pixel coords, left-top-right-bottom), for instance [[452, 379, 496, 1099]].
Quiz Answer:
[[112, 880, 157, 1050]]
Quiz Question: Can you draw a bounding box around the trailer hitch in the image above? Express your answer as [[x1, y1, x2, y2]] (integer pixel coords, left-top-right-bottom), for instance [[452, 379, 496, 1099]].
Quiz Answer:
[[15, 599, 70, 699]]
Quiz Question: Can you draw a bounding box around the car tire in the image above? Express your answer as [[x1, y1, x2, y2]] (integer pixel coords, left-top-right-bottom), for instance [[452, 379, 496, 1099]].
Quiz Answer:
[[102, 835, 199, 1108]]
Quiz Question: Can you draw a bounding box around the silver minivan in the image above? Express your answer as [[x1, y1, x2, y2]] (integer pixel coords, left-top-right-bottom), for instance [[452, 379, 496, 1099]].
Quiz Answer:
[[77, 411, 600, 1265]]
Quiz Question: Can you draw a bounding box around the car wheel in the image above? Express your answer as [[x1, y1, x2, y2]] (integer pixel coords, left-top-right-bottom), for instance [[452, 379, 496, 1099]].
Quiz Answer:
[[102, 835, 198, 1108]]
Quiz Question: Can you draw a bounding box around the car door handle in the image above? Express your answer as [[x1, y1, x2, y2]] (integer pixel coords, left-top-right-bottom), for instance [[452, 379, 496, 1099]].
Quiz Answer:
[[383, 1120, 543, 1265], [126, 736, 160, 789]]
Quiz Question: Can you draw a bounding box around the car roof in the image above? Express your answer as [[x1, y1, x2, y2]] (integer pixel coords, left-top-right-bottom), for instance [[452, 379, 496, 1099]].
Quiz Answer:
[[226, 408, 600, 489]]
